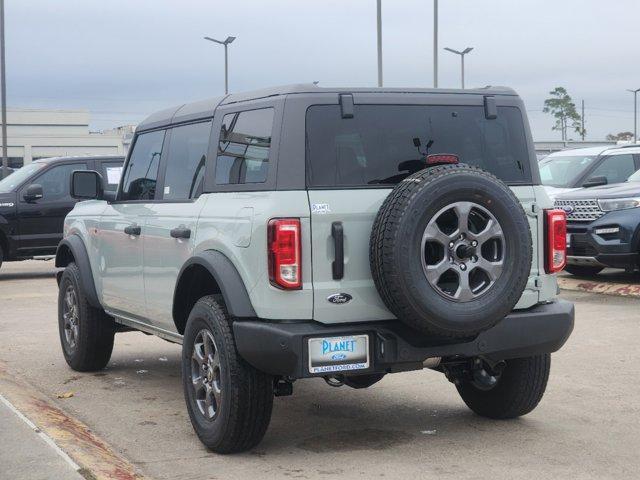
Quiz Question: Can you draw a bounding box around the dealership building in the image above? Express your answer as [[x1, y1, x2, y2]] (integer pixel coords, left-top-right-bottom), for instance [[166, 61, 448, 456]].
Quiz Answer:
[[0, 108, 133, 168]]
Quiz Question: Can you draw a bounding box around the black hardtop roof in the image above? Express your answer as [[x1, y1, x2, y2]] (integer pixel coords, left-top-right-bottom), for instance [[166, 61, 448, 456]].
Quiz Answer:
[[33, 155, 125, 165], [136, 83, 518, 132]]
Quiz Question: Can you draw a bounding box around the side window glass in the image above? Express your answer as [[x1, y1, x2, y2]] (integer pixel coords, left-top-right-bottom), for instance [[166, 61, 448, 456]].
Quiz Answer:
[[29, 163, 87, 202], [120, 130, 166, 201], [589, 154, 636, 185], [99, 162, 124, 192], [163, 121, 211, 200], [215, 108, 274, 185]]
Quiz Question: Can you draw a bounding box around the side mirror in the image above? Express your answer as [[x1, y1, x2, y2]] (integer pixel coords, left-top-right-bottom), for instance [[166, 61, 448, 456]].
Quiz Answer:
[[23, 184, 43, 202], [582, 176, 608, 188], [71, 170, 104, 200]]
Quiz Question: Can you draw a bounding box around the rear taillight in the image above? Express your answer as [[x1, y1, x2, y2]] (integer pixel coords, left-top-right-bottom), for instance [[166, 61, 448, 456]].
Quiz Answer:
[[268, 218, 302, 289], [545, 209, 567, 273]]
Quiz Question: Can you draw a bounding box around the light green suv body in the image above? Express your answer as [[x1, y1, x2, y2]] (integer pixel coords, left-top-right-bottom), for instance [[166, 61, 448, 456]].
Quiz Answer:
[[60, 85, 558, 342], [56, 84, 575, 453]]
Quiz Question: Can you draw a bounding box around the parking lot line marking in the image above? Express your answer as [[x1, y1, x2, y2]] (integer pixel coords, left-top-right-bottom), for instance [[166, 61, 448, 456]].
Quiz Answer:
[[0, 393, 81, 472], [0, 362, 146, 480]]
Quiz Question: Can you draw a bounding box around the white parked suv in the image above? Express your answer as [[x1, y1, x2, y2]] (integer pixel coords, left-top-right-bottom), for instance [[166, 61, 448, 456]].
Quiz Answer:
[[539, 144, 640, 199]]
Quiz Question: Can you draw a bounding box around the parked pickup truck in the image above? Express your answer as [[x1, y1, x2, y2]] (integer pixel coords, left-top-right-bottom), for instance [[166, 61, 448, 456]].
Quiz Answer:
[[55, 85, 574, 453], [0, 155, 123, 270]]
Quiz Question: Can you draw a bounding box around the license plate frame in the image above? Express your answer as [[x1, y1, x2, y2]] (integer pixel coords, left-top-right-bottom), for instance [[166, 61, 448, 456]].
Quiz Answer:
[[307, 334, 370, 374]]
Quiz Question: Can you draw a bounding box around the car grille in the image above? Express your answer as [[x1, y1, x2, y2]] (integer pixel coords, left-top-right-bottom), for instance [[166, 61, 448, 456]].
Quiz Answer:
[[568, 235, 598, 256], [554, 199, 604, 222]]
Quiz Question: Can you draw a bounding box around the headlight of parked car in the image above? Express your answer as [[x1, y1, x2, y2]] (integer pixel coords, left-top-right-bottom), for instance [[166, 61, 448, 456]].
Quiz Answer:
[[597, 197, 640, 211]]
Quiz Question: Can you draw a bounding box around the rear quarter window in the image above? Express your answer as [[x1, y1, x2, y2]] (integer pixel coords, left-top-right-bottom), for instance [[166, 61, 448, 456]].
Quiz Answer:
[[305, 104, 532, 187]]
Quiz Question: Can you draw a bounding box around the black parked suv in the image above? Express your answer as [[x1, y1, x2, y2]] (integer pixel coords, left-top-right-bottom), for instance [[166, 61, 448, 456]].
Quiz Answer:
[[556, 168, 640, 275], [0, 155, 124, 270]]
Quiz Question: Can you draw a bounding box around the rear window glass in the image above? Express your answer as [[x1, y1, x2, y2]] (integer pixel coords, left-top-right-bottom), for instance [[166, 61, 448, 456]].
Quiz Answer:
[[305, 105, 532, 187]]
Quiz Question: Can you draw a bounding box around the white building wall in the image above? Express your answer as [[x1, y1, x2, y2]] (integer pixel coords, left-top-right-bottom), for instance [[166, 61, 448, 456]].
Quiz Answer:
[[0, 108, 131, 167]]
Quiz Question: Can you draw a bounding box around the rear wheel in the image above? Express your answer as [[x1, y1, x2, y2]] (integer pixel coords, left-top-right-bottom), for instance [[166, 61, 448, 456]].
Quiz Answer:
[[182, 296, 274, 453], [564, 264, 603, 277], [58, 262, 115, 371], [456, 354, 550, 419]]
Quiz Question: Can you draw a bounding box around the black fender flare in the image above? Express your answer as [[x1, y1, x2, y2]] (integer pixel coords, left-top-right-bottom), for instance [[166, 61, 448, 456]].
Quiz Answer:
[[55, 235, 101, 308], [174, 250, 257, 319]]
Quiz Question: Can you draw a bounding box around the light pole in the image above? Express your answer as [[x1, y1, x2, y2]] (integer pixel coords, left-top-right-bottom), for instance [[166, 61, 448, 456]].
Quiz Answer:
[[628, 88, 640, 143], [444, 47, 473, 89], [433, 0, 438, 88], [376, 0, 382, 87], [204, 36, 236, 95], [0, 0, 7, 179]]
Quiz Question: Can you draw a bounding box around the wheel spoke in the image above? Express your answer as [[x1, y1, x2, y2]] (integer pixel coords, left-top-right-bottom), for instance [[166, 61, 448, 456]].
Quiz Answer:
[[212, 381, 222, 411], [422, 222, 452, 247], [476, 258, 504, 282], [424, 259, 451, 284], [192, 375, 205, 392], [204, 386, 214, 416], [192, 341, 205, 368], [454, 202, 473, 235], [211, 351, 220, 369], [203, 335, 213, 361], [454, 270, 475, 302]]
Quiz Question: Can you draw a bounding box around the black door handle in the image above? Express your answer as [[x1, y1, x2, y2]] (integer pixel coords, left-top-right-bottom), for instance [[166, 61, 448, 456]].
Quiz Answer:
[[170, 227, 191, 239], [331, 222, 344, 280], [124, 225, 141, 236]]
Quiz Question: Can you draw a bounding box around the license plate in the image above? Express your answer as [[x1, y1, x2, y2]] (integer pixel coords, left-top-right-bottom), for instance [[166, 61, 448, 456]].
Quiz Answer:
[[308, 335, 370, 374], [566, 233, 572, 248]]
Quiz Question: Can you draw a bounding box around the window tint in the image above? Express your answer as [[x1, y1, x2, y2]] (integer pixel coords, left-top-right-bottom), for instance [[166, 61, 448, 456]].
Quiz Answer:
[[120, 130, 165, 201], [30, 163, 87, 201], [306, 105, 531, 187], [163, 121, 211, 200], [215, 108, 274, 185], [99, 161, 124, 192], [588, 154, 636, 185]]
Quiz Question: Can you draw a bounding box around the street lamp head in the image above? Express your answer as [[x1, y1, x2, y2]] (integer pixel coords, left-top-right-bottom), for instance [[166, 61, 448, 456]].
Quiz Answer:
[[462, 47, 474, 54], [225, 36, 236, 45], [444, 47, 462, 55], [627, 88, 640, 93], [204, 36, 223, 44]]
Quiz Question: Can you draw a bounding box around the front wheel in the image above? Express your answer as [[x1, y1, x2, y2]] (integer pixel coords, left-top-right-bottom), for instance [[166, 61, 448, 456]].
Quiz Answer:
[[182, 296, 274, 453], [58, 262, 115, 371], [456, 354, 550, 419], [564, 265, 603, 277]]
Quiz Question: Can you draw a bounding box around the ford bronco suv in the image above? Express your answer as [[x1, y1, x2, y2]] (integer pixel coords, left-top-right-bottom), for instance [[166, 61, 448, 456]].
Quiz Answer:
[[55, 85, 574, 453]]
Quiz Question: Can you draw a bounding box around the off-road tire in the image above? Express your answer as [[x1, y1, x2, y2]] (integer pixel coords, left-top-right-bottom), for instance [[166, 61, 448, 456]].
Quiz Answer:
[[564, 265, 603, 277], [456, 354, 550, 419], [182, 295, 274, 453], [370, 164, 532, 338], [58, 262, 115, 371]]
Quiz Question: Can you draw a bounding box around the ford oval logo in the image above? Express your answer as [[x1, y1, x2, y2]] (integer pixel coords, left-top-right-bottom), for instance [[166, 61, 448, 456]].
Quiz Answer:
[[561, 204, 574, 214], [327, 293, 353, 305], [332, 353, 347, 360]]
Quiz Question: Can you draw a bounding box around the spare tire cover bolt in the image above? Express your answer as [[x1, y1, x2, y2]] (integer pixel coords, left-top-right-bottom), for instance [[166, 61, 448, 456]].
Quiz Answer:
[[471, 240, 478, 247], [449, 242, 454, 248], [460, 263, 467, 270]]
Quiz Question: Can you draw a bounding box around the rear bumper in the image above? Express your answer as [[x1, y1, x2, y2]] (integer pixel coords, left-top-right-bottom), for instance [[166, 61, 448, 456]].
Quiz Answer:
[[233, 299, 575, 379]]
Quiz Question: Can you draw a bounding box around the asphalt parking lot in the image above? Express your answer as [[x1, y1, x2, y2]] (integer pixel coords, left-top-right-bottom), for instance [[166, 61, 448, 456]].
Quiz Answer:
[[0, 260, 639, 480]]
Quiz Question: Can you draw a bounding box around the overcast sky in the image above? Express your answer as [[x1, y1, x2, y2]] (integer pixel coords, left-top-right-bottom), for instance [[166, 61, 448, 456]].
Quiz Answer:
[[6, 0, 640, 140]]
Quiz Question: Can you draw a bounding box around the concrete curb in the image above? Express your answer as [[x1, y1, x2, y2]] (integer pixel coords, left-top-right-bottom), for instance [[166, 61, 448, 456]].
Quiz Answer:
[[558, 276, 640, 298]]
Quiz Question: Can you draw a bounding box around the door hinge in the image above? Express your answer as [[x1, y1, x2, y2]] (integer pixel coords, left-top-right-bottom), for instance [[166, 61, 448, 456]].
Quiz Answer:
[[527, 203, 540, 217]]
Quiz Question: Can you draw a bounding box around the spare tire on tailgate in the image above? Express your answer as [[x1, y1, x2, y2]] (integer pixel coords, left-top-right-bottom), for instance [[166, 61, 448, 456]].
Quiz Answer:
[[370, 163, 532, 338]]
